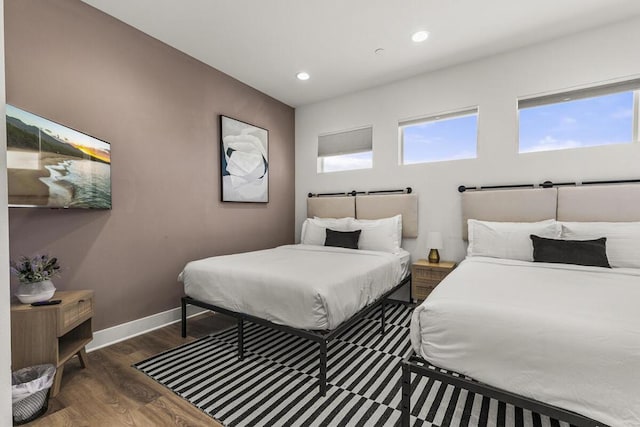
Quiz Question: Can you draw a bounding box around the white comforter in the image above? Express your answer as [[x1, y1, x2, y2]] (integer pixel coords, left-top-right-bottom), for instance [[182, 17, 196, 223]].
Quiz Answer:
[[180, 244, 404, 330], [410, 257, 640, 427]]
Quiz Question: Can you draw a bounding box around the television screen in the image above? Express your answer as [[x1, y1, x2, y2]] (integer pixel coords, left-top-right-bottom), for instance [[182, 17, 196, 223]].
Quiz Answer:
[[6, 104, 111, 209]]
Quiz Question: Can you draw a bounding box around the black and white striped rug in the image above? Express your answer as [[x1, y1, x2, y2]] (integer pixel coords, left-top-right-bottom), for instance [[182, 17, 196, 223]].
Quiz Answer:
[[134, 304, 570, 427]]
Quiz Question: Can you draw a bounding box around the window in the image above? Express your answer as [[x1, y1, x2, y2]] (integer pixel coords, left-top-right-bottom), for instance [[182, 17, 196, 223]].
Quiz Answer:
[[519, 79, 640, 153], [317, 126, 372, 173], [400, 108, 478, 165]]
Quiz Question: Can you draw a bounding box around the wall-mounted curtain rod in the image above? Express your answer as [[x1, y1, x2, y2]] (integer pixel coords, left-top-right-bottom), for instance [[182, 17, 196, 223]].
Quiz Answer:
[[458, 178, 640, 193], [539, 181, 576, 188], [457, 184, 533, 193], [582, 178, 640, 186], [308, 187, 412, 198]]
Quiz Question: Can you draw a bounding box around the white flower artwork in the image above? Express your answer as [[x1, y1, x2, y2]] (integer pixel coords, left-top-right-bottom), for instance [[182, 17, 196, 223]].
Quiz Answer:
[[220, 116, 269, 202]]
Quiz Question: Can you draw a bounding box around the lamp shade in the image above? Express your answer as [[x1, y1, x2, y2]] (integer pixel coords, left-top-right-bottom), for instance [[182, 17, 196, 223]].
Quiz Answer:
[[426, 231, 443, 250]]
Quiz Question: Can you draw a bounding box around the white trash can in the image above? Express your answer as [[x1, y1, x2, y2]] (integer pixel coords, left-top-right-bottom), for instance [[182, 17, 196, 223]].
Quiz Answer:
[[11, 364, 56, 425]]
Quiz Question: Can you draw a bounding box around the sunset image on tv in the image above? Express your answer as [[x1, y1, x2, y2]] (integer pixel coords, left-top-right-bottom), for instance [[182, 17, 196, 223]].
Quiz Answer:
[[6, 104, 111, 208]]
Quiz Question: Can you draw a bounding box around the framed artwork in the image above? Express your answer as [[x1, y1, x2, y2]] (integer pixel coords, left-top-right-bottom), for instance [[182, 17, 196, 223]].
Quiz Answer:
[[220, 115, 269, 203]]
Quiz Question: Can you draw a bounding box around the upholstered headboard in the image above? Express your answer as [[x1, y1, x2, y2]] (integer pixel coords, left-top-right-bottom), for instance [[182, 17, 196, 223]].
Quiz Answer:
[[355, 194, 419, 238], [307, 196, 355, 219], [307, 191, 419, 238], [557, 184, 640, 221], [461, 181, 640, 239], [461, 188, 557, 240]]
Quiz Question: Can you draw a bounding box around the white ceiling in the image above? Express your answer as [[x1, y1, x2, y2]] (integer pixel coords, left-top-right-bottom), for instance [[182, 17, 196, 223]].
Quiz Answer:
[[82, 0, 640, 107]]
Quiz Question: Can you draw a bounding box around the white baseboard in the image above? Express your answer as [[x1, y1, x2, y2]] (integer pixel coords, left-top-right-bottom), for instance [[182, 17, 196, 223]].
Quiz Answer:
[[86, 305, 207, 352]]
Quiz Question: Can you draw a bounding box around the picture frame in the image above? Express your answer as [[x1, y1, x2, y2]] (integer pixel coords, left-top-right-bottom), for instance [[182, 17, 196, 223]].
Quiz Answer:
[[220, 115, 269, 203]]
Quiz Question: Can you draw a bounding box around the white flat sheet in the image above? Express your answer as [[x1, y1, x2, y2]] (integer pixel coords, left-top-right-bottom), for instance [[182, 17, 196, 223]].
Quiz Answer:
[[411, 257, 640, 427], [180, 244, 407, 330]]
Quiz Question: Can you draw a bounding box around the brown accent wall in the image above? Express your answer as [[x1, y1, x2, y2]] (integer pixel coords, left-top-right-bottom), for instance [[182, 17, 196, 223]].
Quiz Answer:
[[5, 0, 295, 330]]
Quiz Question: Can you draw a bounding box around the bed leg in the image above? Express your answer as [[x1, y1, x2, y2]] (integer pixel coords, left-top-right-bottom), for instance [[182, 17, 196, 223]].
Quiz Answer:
[[238, 317, 244, 360], [181, 297, 187, 338], [401, 360, 411, 427], [380, 302, 386, 335], [319, 341, 327, 397]]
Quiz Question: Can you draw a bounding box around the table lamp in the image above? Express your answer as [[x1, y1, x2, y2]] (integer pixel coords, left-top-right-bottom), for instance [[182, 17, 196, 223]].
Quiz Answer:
[[426, 231, 443, 264]]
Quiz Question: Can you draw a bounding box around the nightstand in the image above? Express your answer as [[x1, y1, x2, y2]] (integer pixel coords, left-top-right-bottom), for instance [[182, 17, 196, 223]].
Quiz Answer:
[[11, 290, 94, 397], [411, 260, 456, 302]]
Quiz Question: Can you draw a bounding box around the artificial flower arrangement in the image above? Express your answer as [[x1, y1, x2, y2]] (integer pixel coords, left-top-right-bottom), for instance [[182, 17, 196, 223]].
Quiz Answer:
[[10, 255, 60, 284]]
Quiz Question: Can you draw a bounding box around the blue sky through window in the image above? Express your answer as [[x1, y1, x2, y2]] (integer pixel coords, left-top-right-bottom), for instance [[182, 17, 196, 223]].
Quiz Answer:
[[519, 91, 634, 153], [320, 151, 372, 173], [402, 113, 477, 164]]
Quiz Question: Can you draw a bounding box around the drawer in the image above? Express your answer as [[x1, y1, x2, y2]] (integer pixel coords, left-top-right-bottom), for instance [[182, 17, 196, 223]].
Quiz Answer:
[[412, 267, 448, 281], [413, 285, 435, 300], [59, 296, 93, 336], [78, 298, 93, 319], [413, 279, 439, 300]]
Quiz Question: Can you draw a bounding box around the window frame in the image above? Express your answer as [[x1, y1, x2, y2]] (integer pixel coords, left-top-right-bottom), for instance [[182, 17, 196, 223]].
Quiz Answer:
[[634, 90, 640, 143], [399, 107, 479, 165], [517, 78, 640, 154], [317, 125, 373, 173]]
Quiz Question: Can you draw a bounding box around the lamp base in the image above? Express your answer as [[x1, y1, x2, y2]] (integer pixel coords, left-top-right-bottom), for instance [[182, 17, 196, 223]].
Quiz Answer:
[[428, 249, 440, 264]]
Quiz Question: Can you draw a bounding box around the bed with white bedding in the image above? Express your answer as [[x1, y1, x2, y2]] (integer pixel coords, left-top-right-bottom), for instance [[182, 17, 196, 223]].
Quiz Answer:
[[401, 181, 640, 427], [181, 194, 419, 396], [410, 257, 640, 427], [181, 244, 410, 330]]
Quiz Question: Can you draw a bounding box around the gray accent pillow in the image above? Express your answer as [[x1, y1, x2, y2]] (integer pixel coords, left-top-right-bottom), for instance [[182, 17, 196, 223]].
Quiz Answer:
[[530, 235, 610, 268], [325, 229, 361, 250]]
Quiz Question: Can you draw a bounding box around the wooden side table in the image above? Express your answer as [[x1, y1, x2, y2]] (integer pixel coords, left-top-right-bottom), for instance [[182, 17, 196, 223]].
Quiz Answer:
[[11, 290, 94, 397], [411, 260, 456, 302]]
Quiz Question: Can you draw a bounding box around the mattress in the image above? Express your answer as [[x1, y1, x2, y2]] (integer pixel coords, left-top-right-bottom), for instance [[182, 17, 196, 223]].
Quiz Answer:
[[180, 244, 408, 330], [410, 257, 640, 426]]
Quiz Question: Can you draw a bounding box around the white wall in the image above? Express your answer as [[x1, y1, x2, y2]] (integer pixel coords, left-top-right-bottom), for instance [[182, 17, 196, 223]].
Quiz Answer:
[[295, 17, 640, 263], [0, 0, 14, 422]]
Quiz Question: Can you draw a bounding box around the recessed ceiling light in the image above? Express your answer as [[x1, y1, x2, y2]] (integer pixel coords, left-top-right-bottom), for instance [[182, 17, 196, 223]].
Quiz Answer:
[[296, 72, 310, 81], [412, 31, 429, 43]]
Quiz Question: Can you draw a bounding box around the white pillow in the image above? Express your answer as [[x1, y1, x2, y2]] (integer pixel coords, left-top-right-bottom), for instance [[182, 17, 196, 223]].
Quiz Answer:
[[313, 217, 353, 228], [560, 222, 640, 268], [467, 219, 559, 261], [301, 217, 353, 246], [351, 215, 402, 253]]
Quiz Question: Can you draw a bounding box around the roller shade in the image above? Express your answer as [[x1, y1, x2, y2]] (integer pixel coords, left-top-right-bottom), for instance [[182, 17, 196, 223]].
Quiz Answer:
[[318, 126, 372, 157], [400, 107, 477, 128], [519, 78, 640, 109]]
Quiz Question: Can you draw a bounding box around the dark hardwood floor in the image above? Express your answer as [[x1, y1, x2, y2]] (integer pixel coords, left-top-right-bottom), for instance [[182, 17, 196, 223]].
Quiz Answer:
[[25, 312, 236, 426]]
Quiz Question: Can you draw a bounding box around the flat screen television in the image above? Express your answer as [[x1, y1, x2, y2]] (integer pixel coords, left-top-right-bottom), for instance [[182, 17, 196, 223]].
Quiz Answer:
[[6, 104, 111, 209]]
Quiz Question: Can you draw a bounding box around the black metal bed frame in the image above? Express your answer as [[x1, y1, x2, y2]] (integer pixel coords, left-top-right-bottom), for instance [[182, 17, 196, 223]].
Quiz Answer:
[[401, 352, 608, 426], [182, 274, 411, 396]]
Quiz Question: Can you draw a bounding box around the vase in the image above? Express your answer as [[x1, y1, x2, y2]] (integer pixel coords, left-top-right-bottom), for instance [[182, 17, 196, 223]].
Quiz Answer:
[[15, 280, 56, 304]]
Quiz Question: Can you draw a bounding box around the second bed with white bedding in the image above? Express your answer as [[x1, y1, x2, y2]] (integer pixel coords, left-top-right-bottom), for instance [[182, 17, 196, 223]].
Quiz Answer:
[[410, 257, 640, 427], [181, 244, 409, 330]]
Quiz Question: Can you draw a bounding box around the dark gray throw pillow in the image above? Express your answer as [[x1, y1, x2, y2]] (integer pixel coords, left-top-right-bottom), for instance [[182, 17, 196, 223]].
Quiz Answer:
[[530, 235, 611, 268], [325, 229, 361, 250]]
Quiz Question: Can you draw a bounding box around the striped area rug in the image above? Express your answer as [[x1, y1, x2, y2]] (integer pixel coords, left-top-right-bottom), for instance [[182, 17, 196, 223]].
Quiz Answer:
[[134, 304, 570, 427]]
